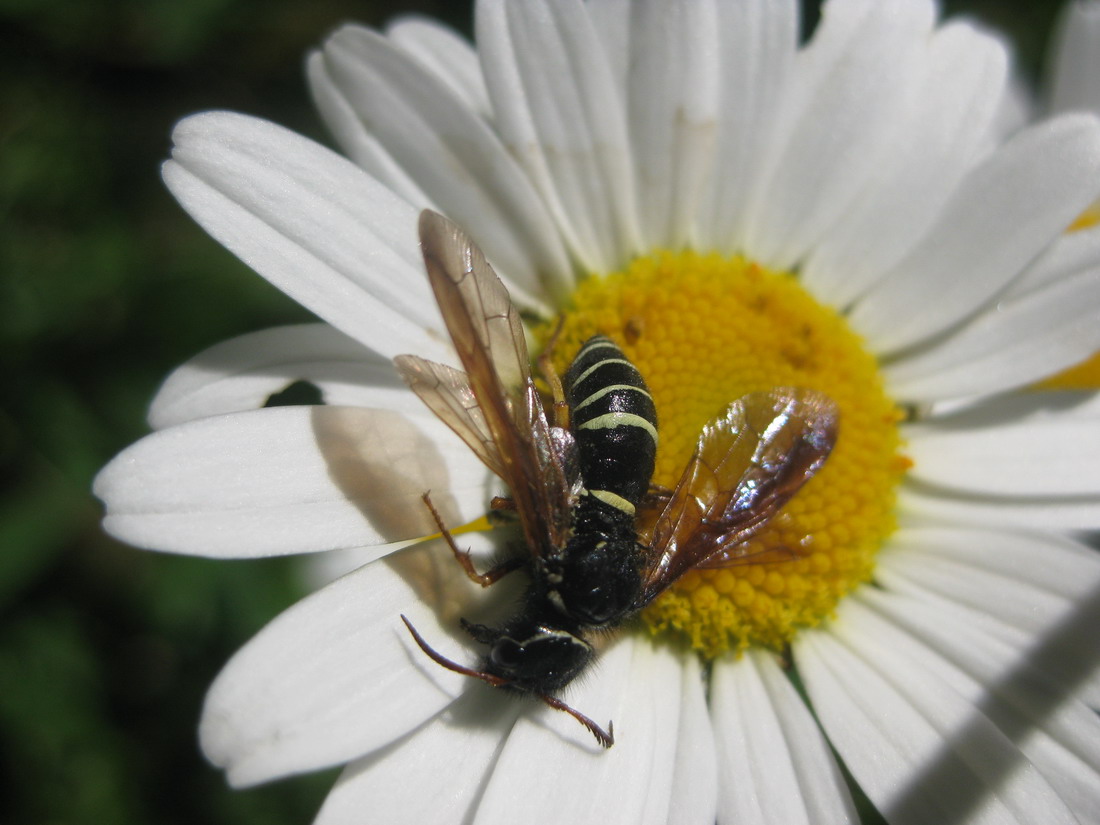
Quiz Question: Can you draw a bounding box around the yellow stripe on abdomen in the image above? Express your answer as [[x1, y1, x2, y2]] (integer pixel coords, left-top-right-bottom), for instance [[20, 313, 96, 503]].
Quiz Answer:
[[577, 411, 658, 444]]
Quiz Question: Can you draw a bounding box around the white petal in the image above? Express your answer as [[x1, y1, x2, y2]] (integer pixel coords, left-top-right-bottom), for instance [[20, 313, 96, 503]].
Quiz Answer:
[[473, 638, 683, 825], [842, 597, 1091, 824], [306, 53, 436, 209], [314, 690, 519, 825], [858, 588, 1100, 823], [802, 21, 1007, 307], [992, 68, 1034, 139], [301, 519, 519, 592], [711, 649, 857, 825], [477, 0, 640, 272], [201, 545, 484, 786], [627, 0, 721, 250], [163, 112, 451, 363], [94, 406, 491, 558], [876, 551, 1100, 713], [666, 654, 718, 825], [1047, 0, 1100, 116], [899, 483, 1100, 531], [797, 612, 1079, 825], [386, 17, 492, 118], [903, 390, 1100, 495], [884, 265, 1100, 400], [693, 0, 799, 254], [298, 539, 425, 590], [147, 324, 423, 430], [586, 0, 629, 93], [1008, 222, 1100, 296], [743, 0, 936, 269], [318, 24, 570, 303], [875, 523, 1100, 706], [849, 113, 1100, 354]]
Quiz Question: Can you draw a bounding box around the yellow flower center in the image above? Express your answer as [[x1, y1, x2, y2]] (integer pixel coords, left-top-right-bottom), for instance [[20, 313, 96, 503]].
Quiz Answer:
[[540, 251, 907, 656]]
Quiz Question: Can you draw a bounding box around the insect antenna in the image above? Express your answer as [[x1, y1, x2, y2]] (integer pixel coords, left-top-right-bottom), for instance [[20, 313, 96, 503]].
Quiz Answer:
[[400, 614, 509, 688], [400, 615, 615, 749]]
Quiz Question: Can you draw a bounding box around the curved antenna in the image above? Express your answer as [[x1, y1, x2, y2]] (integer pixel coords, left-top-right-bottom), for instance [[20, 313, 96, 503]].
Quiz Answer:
[[400, 614, 509, 687], [400, 615, 615, 748]]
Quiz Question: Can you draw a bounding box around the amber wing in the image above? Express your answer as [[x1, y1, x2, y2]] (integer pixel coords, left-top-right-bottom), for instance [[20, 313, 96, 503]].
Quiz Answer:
[[635, 388, 839, 607], [391, 355, 508, 479], [393, 210, 577, 554]]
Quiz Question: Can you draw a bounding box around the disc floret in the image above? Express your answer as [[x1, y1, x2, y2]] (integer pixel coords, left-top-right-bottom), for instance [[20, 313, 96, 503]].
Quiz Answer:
[[545, 251, 907, 656]]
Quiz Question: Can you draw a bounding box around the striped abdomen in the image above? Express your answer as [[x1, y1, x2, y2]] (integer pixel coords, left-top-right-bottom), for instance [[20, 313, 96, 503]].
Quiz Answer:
[[564, 336, 658, 513]]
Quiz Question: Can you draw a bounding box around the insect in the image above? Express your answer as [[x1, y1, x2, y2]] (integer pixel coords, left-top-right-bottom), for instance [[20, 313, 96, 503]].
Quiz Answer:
[[395, 210, 839, 748]]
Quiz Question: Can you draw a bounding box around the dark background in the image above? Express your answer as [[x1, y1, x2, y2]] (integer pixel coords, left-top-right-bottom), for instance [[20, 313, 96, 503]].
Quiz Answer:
[[0, 1, 1070, 822]]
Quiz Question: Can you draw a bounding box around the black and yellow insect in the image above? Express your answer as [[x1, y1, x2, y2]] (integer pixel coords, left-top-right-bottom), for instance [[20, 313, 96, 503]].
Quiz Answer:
[[395, 210, 838, 747], [548, 334, 658, 625]]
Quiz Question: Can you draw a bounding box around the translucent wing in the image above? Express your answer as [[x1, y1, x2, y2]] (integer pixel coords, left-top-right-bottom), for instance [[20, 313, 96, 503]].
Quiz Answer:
[[418, 211, 529, 401], [400, 210, 577, 552], [392, 354, 504, 478], [635, 388, 839, 607]]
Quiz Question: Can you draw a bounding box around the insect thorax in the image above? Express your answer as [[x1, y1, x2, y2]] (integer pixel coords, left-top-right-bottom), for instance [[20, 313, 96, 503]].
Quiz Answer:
[[549, 494, 644, 626]]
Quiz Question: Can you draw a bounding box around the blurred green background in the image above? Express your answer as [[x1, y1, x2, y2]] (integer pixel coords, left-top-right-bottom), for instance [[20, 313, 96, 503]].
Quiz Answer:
[[0, 1, 1072, 823]]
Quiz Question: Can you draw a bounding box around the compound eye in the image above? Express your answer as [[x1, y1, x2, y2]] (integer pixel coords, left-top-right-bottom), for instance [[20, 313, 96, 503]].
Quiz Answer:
[[575, 597, 615, 625], [489, 638, 523, 672]]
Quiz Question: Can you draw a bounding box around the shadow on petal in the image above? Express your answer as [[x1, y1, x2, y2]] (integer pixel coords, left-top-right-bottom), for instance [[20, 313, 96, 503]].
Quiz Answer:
[[885, 577, 1100, 824], [312, 405, 464, 539], [310, 404, 517, 628]]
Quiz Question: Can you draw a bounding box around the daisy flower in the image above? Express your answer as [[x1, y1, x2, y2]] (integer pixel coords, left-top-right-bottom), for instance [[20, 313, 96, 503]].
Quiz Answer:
[[95, 0, 1100, 823]]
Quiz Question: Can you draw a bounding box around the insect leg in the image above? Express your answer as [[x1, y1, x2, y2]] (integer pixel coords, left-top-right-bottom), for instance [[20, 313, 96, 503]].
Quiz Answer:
[[536, 318, 570, 429], [534, 692, 615, 749], [422, 492, 523, 587]]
